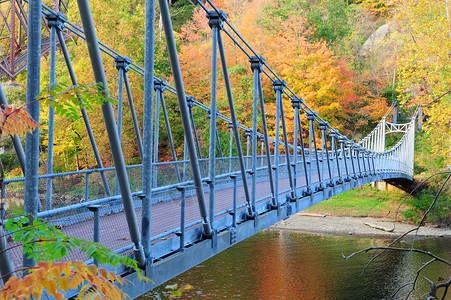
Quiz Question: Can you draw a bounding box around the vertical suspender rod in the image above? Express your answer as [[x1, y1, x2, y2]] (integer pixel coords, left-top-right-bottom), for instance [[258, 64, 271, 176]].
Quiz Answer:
[[141, 0, 155, 259], [159, 0, 212, 236], [77, 0, 145, 265]]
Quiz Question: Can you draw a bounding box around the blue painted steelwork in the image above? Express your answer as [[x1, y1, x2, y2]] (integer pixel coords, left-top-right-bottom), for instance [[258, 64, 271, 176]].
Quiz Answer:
[[46, 12, 112, 197], [217, 21, 255, 218], [141, 0, 155, 260], [123, 59, 144, 158], [208, 11, 219, 229], [76, 0, 145, 266], [23, 0, 41, 270], [115, 57, 125, 196], [46, 19, 56, 211], [0, 0, 420, 298], [158, 0, 212, 237], [152, 81, 162, 189]]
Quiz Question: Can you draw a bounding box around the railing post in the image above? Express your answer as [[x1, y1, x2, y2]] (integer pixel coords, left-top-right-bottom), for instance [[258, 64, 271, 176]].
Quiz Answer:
[[84, 172, 90, 201], [347, 142, 357, 179], [339, 138, 350, 182], [245, 129, 252, 170], [364, 150, 370, 176], [356, 146, 363, 178], [183, 136, 188, 181], [88, 205, 101, 266], [230, 174, 237, 227], [176, 186, 186, 252], [370, 151, 376, 176]]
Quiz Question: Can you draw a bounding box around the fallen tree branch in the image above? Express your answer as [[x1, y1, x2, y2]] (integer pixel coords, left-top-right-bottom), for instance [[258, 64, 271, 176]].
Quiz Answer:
[[364, 222, 394, 232]]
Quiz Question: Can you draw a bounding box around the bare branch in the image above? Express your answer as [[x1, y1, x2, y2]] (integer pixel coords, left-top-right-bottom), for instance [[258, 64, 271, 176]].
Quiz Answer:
[[424, 277, 451, 300], [389, 281, 414, 300], [343, 246, 450, 266], [393, 171, 451, 232], [406, 259, 436, 299], [0, 267, 34, 281]]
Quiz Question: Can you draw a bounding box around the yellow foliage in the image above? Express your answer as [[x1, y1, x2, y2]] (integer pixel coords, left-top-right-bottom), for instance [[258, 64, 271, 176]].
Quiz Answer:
[[393, 0, 451, 164]]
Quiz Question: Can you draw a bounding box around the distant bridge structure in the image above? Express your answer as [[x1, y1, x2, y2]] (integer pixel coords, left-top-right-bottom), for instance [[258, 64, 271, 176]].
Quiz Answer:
[[0, 0, 421, 298], [0, 0, 70, 80]]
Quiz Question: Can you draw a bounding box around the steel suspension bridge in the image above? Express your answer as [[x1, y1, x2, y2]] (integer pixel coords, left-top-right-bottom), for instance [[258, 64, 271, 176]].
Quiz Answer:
[[0, 0, 420, 298]]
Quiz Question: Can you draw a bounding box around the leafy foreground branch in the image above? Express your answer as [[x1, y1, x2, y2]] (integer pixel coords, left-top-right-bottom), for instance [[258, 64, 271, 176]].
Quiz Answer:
[[0, 83, 138, 299], [0, 214, 150, 299], [343, 173, 451, 300]]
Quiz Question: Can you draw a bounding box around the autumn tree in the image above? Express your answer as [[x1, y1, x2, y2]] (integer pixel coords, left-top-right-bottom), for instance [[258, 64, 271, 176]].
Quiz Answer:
[[179, 0, 388, 145], [392, 0, 451, 164]]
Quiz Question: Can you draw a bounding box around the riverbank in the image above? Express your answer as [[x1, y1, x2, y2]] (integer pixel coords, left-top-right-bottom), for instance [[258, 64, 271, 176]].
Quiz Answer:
[[270, 212, 451, 238]]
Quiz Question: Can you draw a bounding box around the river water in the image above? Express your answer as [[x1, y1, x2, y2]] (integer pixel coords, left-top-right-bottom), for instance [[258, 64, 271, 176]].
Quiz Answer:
[[140, 230, 451, 299]]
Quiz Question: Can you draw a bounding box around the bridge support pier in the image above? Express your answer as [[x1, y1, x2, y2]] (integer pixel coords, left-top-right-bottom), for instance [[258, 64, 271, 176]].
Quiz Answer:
[[371, 180, 400, 192]]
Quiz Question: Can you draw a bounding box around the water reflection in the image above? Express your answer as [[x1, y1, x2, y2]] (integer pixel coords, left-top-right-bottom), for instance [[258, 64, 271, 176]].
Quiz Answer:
[[140, 230, 451, 299]]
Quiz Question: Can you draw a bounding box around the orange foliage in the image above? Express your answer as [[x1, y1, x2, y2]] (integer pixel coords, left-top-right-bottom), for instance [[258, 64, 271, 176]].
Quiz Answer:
[[0, 261, 127, 300], [0, 105, 40, 137], [179, 0, 388, 139]]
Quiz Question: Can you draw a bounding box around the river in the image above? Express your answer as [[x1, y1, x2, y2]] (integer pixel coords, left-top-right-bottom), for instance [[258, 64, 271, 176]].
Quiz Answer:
[[139, 230, 451, 299]]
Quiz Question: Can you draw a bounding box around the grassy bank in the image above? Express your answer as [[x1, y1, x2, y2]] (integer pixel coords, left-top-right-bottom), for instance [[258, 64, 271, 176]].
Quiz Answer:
[[304, 184, 409, 219]]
